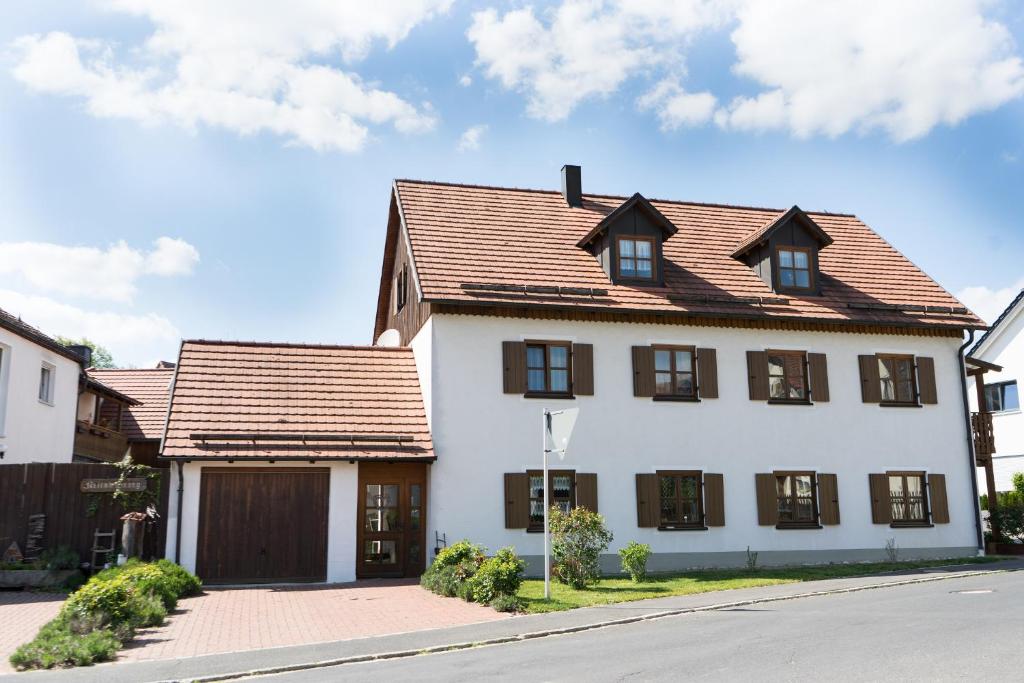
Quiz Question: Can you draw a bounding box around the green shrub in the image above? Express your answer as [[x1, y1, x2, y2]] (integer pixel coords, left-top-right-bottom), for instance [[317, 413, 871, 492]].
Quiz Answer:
[[129, 592, 167, 628], [421, 541, 486, 599], [618, 541, 652, 582], [549, 506, 613, 589], [489, 593, 524, 613], [40, 546, 80, 570], [471, 547, 525, 604], [433, 541, 486, 570], [421, 564, 461, 597], [63, 574, 137, 627], [8, 617, 121, 670], [991, 500, 1024, 543], [155, 559, 202, 598]]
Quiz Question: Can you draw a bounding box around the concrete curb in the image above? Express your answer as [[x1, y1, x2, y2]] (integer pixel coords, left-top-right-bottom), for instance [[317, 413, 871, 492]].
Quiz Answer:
[[185, 565, 1019, 682]]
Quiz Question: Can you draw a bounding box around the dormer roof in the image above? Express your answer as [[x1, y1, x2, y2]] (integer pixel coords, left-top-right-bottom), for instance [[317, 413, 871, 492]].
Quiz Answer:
[[576, 193, 678, 249], [731, 205, 834, 259]]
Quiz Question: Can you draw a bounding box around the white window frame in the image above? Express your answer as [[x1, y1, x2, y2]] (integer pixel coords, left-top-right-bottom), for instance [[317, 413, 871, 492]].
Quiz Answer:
[[38, 361, 56, 406]]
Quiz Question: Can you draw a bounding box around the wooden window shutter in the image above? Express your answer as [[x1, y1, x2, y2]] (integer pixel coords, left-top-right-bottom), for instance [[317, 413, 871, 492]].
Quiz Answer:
[[502, 342, 527, 394], [858, 355, 882, 403], [635, 473, 659, 527], [747, 351, 770, 401], [573, 344, 594, 396], [808, 353, 830, 403], [916, 357, 938, 405], [696, 348, 719, 399], [703, 473, 725, 527], [503, 473, 529, 529], [868, 473, 892, 524], [817, 473, 840, 525], [632, 346, 656, 397], [928, 474, 949, 523], [576, 473, 598, 512], [755, 473, 778, 525]]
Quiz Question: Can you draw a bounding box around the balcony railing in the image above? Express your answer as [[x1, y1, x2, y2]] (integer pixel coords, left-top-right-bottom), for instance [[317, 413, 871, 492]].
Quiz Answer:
[[971, 411, 996, 464], [74, 420, 128, 463]]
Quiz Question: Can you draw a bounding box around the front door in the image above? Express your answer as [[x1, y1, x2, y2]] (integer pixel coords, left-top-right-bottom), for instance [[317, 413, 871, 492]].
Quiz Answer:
[[357, 463, 427, 578]]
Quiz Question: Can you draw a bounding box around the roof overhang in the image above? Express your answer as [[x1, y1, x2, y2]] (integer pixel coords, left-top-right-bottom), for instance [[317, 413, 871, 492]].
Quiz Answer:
[[82, 376, 141, 406], [966, 357, 1003, 373], [576, 193, 678, 249]]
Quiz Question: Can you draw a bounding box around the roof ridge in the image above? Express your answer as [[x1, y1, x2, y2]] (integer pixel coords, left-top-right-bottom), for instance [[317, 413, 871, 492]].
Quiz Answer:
[[969, 287, 1024, 356], [394, 178, 857, 217], [182, 339, 411, 352]]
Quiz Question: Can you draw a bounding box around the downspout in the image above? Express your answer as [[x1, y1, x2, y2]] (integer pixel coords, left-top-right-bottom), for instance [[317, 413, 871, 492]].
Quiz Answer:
[[174, 460, 184, 564], [957, 330, 983, 551]]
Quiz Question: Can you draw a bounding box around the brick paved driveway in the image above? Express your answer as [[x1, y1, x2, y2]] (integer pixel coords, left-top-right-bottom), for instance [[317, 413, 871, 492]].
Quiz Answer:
[[0, 591, 65, 672]]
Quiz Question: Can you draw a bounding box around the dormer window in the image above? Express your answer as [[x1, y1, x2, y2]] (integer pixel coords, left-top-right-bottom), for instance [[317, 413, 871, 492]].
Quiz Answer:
[[777, 247, 812, 290], [617, 236, 654, 280]]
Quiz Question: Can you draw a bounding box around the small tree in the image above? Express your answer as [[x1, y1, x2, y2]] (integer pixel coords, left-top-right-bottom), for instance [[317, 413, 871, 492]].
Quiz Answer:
[[56, 337, 116, 368], [549, 506, 613, 589]]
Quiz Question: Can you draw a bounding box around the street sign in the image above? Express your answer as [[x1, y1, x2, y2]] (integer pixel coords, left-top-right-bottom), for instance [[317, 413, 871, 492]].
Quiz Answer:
[[545, 407, 579, 460], [80, 478, 147, 493]]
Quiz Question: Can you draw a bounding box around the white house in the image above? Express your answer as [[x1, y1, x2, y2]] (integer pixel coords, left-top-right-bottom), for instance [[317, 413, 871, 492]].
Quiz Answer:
[[967, 289, 1024, 492], [163, 168, 987, 583], [0, 308, 84, 463]]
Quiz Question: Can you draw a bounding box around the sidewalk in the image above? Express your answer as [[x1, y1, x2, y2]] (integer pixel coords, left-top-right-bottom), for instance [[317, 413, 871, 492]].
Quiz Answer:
[[5, 558, 1020, 683]]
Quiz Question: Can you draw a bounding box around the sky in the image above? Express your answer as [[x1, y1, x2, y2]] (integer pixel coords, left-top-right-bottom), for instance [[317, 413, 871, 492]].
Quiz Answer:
[[0, 0, 1022, 367]]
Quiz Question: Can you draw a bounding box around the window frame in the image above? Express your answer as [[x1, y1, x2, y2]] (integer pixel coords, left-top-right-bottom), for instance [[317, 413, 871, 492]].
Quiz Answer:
[[652, 345, 698, 400], [878, 354, 918, 406], [984, 380, 1019, 413], [766, 349, 810, 404], [524, 341, 574, 398], [656, 470, 705, 530], [887, 471, 930, 527], [616, 235, 656, 282], [775, 245, 814, 292], [395, 265, 409, 314], [526, 469, 576, 532], [774, 470, 820, 529], [38, 362, 55, 406]]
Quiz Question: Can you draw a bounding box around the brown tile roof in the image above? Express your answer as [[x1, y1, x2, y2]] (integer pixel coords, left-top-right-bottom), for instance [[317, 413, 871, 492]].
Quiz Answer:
[[731, 205, 834, 258], [161, 341, 434, 461], [0, 307, 86, 363], [88, 368, 174, 441], [388, 180, 983, 331]]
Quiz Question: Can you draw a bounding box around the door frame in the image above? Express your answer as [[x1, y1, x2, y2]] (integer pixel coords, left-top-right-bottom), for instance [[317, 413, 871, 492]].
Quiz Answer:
[[356, 462, 428, 579]]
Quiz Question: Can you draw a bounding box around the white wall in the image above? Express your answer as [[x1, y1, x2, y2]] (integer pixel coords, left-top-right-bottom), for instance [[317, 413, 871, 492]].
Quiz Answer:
[[969, 304, 1024, 491], [410, 317, 434, 429], [423, 314, 979, 567], [166, 461, 359, 583], [0, 328, 79, 463]]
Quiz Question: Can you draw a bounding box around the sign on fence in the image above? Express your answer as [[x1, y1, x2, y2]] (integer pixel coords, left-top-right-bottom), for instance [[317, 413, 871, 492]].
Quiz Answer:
[[79, 478, 147, 493]]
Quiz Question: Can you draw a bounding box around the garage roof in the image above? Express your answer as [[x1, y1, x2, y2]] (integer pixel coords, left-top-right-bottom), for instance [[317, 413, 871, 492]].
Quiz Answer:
[[161, 340, 434, 461]]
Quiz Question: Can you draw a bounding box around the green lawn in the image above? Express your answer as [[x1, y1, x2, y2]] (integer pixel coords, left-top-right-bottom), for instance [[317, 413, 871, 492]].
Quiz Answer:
[[517, 556, 1005, 613]]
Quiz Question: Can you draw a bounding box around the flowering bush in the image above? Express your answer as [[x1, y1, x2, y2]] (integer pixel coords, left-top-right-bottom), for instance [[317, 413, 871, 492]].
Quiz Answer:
[[549, 506, 613, 589]]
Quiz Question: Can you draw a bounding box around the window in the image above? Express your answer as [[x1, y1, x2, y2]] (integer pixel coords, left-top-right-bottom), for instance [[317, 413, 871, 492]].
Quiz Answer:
[[527, 470, 575, 531], [395, 265, 409, 313], [526, 342, 572, 395], [776, 247, 812, 290], [776, 472, 818, 526], [878, 355, 916, 404], [767, 350, 807, 401], [658, 472, 703, 529], [617, 236, 654, 280], [654, 346, 695, 398], [888, 472, 928, 525], [38, 363, 55, 405], [984, 381, 1019, 413]]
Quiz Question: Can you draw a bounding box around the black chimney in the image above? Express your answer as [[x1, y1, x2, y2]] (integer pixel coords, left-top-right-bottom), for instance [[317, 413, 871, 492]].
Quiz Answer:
[[67, 344, 92, 367], [561, 164, 582, 207]]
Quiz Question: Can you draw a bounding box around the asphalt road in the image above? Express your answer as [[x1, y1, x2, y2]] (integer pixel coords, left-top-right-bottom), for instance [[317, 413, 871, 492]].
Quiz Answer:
[[251, 571, 1022, 682]]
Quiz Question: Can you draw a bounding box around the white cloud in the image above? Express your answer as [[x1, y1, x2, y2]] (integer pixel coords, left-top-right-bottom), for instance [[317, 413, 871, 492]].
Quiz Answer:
[[0, 237, 199, 303], [956, 279, 1024, 325], [456, 124, 488, 151], [459, 74, 472, 87], [10, 2, 451, 152], [0, 289, 179, 367], [470, 0, 1024, 141]]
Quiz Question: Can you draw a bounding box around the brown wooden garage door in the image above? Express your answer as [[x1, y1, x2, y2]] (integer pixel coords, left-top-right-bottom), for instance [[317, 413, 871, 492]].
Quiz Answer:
[[196, 468, 329, 584]]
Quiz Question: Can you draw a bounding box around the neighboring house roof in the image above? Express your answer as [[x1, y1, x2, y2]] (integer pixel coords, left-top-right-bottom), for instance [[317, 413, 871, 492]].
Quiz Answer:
[[161, 340, 434, 461], [82, 375, 141, 407], [379, 180, 982, 334], [968, 288, 1024, 359], [0, 307, 85, 364], [730, 205, 834, 258], [87, 368, 174, 440]]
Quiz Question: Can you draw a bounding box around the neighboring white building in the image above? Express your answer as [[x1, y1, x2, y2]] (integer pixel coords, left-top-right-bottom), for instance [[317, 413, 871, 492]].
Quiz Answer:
[[163, 168, 988, 583], [967, 289, 1024, 492], [0, 308, 84, 463]]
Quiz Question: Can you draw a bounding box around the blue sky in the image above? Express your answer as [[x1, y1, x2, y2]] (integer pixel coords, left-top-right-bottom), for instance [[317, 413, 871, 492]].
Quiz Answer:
[[1, 1, 1022, 366]]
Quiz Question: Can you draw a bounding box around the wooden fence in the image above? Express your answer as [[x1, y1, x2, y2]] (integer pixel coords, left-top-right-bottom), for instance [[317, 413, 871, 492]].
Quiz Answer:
[[0, 462, 169, 567]]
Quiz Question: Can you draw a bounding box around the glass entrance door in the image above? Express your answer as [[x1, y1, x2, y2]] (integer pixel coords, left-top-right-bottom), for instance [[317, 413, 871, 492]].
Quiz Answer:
[[357, 463, 428, 578], [363, 483, 402, 574]]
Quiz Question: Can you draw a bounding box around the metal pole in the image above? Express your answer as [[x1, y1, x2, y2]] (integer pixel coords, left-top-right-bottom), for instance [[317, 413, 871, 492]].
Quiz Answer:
[[543, 409, 550, 600]]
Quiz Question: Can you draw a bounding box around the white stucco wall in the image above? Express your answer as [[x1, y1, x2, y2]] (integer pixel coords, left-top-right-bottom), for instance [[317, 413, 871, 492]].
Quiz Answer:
[[165, 461, 359, 583], [0, 328, 79, 464], [969, 302, 1024, 492], [422, 313, 979, 568], [410, 317, 434, 429]]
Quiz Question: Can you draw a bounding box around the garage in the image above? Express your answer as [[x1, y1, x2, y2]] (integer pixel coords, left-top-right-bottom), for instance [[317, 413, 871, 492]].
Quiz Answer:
[[196, 468, 329, 584]]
